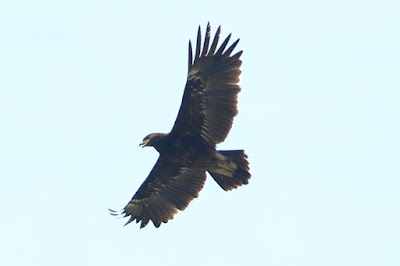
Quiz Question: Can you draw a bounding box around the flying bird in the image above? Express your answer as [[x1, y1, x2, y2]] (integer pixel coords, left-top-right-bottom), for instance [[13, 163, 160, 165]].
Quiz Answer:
[[110, 23, 250, 228]]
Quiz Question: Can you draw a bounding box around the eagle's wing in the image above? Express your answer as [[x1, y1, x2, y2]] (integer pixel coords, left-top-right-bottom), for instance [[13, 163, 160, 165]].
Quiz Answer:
[[110, 156, 206, 228], [170, 23, 243, 145]]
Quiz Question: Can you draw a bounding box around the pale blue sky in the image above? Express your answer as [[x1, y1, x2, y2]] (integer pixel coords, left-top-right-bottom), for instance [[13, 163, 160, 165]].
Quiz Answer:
[[1, 0, 399, 265]]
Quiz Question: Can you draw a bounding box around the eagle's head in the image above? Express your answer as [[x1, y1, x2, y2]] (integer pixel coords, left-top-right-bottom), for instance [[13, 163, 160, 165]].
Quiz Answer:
[[139, 133, 167, 149]]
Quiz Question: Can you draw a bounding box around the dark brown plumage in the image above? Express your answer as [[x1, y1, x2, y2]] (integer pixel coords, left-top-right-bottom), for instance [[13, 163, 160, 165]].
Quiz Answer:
[[110, 23, 250, 228]]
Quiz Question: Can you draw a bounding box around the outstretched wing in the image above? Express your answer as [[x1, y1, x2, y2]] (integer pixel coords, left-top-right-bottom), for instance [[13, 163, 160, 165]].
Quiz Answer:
[[170, 23, 243, 145], [110, 157, 206, 228]]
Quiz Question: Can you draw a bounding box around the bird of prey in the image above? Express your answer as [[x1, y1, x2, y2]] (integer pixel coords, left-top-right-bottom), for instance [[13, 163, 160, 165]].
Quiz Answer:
[[110, 23, 250, 228]]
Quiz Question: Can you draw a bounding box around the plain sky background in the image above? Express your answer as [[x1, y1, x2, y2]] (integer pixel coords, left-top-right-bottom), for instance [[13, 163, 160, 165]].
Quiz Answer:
[[1, 0, 399, 265]]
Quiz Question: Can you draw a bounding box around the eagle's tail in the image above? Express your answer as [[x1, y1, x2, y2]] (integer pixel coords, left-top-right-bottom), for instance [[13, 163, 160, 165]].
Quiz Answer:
[[208, 150, 251, 191]]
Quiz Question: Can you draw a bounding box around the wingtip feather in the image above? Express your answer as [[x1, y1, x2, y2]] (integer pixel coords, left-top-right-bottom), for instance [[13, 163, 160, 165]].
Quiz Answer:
[[201, 23, 211, 57], [188, 40, 193, 70], [195, 25, 201, 61], [223, 38, 240, 57], [215, 33, 232, 56], [207, 26, 221, 56]]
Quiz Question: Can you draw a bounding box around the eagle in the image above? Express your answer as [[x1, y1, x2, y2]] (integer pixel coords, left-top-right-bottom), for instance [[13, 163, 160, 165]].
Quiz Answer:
[[110, 23, 250, 228]]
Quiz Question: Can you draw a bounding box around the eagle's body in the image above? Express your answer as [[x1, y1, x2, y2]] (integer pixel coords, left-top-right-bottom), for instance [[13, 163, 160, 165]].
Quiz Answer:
[[110, 23, 250, 228]]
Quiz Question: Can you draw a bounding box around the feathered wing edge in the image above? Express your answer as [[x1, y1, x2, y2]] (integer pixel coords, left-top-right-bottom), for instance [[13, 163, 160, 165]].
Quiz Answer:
[[188, 22, 242, 72], [110, 159, 206, 228]]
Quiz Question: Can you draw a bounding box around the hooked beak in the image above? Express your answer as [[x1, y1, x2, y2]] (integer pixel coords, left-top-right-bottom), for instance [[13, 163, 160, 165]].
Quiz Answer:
[[139, 139, 149, 148]]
